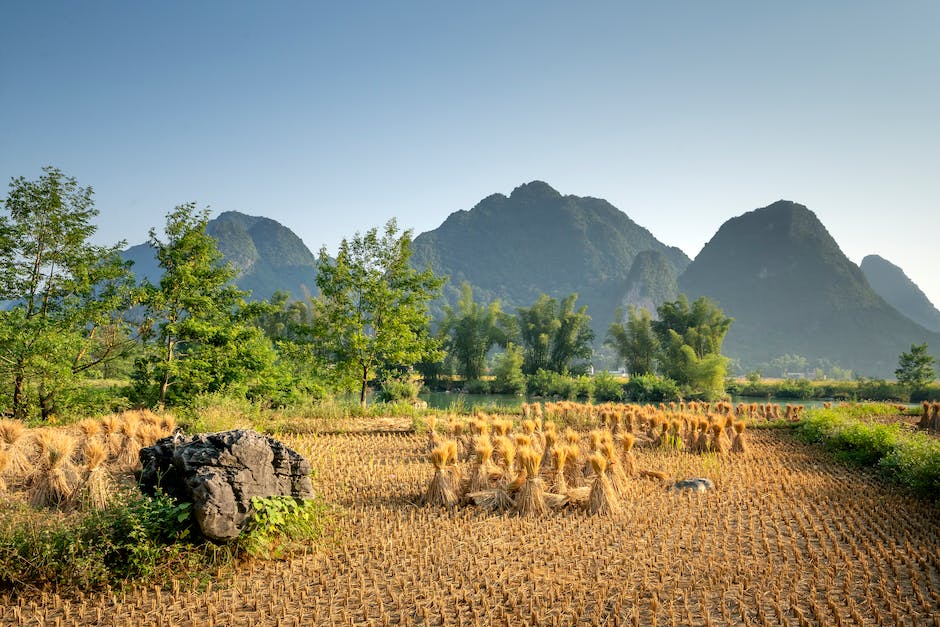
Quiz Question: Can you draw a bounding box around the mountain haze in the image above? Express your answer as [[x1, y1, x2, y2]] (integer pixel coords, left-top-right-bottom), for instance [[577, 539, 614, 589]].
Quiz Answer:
[[123, 211, 319, 301], [411, 181, 689, 331], [860, 254, 940, 334], [678, 200, 940, 376]]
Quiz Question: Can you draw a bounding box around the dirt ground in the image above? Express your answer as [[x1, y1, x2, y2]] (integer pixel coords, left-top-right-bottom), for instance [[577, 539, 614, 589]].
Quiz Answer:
[[4, 425, 940, 626]]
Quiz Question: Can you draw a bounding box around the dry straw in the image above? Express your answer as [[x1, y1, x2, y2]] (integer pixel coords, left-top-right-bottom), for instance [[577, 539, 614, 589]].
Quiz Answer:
[[513, 446, 547, 516], [75, 439, 112, 511], [0, 418, 32, 479], [423, 441, 460, 508], [618, 432, 637, 477], [30, 429, 80, 509], [469, 437, 500, 493], [731, 421, 748, 454], [587, 453, 621, 515]]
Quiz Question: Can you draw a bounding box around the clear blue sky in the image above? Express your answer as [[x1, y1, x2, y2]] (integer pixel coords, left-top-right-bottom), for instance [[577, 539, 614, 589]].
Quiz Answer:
[[2, 2, 939, 306]]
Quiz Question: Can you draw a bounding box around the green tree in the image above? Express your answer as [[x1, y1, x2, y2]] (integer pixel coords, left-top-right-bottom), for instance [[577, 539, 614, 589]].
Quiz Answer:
[[895, 343, 936, 391], [315, 219, 444, 408], [134, 204, 279, 407], [491, 343, 526, 395], [0, 167, 136, 419], [517, 293, 593, 375], [653, 295, 733, 399], [439, 283, 509, 382], [606, 305, 659, 376]]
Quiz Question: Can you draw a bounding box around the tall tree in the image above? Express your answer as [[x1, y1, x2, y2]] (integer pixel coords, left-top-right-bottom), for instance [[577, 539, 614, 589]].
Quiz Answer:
[[606, 305, 659, 376], [0, 167, 135, 419], [517, 293, 593, 374], [134, 203, 277, 407], [895, 343, 935, 391], [652, 295, 733, 399], [315, 219, 444, 408], [439, 282, 509, 382]]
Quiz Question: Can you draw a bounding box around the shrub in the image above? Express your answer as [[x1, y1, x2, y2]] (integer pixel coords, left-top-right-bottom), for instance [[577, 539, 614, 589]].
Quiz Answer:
[[592, 371, 623, 402], [796, 404, 940, 501], [491, 345, 526, 395], [465, 378, 491, 395], [623, 374, 680, 402], [377, 377, 421, 403], [856, 378, 906, 402], [776, 378, 814, 400], [239, 496, 327, 559]]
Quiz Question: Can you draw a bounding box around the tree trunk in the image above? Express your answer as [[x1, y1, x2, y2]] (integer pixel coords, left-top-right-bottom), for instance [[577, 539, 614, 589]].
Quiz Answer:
[[12, 371, 26, 421], [158, 337, 174, 410], [39, 382, 54, 421], [360, 365, 369, 409]]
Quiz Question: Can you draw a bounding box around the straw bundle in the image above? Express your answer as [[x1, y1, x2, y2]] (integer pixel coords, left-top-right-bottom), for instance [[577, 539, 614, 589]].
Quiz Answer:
[[619, 432, 637, 476], [0, 419, 32, 479], [469, 437, 501, 493], [29, 430, 80, 509], [513, 446, 547, 516], [75, 439, 113, 511], [587, 453, 621, 515], [731, 421, 748, 454], [422, 441, 460, 508]]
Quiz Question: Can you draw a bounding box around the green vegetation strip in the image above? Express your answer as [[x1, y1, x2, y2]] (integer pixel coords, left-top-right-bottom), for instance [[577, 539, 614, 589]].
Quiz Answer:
[[795, 404, 940, 501]]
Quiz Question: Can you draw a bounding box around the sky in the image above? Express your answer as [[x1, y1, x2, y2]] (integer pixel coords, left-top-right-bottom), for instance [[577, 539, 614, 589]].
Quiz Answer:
[[2, 2, 939, 306]]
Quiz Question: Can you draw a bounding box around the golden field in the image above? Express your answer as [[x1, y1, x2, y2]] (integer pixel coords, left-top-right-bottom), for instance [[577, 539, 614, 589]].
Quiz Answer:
[[2, 405, 939, 626]]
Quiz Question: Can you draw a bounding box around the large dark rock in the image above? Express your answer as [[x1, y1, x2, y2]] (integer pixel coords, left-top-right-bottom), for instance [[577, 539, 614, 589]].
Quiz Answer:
[[139, 430, 314, 541]]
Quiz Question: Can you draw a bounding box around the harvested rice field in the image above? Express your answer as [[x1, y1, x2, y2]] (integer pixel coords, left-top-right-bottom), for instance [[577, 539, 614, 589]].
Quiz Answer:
[[4, 416, 940, 626]]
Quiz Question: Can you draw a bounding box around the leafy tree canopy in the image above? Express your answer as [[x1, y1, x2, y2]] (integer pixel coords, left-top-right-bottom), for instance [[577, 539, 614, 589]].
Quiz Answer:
[[517, 293, 593, 375], [895, 343, 936, 390]]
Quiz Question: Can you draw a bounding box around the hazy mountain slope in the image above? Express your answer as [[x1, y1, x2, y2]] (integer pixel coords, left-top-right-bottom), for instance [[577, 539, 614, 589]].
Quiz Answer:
[[678, 200, 940, 376], [411, 181, 689, 331], [861, 254, 940, 333]]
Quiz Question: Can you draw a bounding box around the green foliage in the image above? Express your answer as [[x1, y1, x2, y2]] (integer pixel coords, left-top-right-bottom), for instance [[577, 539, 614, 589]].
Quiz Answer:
[[315, 219, 444, 407], [439, 283, 511, 381], [775, 377, 815, 400], [592, 371, 624, 402], [525, 369, 591, 400], [490, 343, 526, 395], [517, 293, 593, 375], [0, 490, 196, 589], [895, 343, 936, 391], [796, 404, 940, 500], [606, 305, 658, 376], [623, 374, 681, 402], [133, 203, 280, 408], [857, 378, 906, 402], [377, 377, 422, 403], [0, 167, 138, 420], [239, 496, 326, 559]]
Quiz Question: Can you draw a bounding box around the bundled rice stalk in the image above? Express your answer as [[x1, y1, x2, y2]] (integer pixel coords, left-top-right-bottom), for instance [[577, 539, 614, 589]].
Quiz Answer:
[[75, 419, 102, 442], [919, 402, 931, 429], [74, 439, 113, 511], [100, 415, 123, 459], [422, 441, 460, 508], [694, 422, 709, 454], [513, 446, 547, 516], [540, 428, 558, 475], [116, 414, 143, 471], [601, 441, 629, 498], [587, 453, 621, 515], [551, 446, 569, 494], [0, 448, 8, 493], [563, 444, 587, 489], [708, 424, 729, 455], [731, 421, 748, 454], [469, 437, 501, 493], [930, 402, 940, 432], [493, 435, 516, 476], [493, 419, 512, 437], [30, 430, 80, 509], [618, 432, 637, 476], [0, 419, 32, 479]]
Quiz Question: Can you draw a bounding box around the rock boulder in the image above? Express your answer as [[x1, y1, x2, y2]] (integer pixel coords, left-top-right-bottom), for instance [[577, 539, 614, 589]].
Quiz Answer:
[[139, 430, 314, 541]]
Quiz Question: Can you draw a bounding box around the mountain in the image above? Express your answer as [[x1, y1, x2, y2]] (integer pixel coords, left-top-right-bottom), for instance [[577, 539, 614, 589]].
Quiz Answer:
[[410, 181, 690, 332], [616, 250, 679, 316], [678, 200, 940, 377], [860, 254, 940, 334], [123, 211, 318, 301]]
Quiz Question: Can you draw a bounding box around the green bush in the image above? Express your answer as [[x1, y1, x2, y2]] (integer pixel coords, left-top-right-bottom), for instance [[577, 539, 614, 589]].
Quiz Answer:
[[592, 372, 624, 402], [491, 345, 526, 395], [465, 378, 491, 395], [776, 378, 814, 400], [856, 378, 906, 402], [239, 496, 327, 559], [624, 374, 680, 402], [796, 404, 940, 501], [376, 377, 421, 403]]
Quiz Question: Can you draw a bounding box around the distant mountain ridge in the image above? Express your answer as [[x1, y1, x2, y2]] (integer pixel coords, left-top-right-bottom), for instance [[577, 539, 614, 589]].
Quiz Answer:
[[123, 211, 319, 301], [677, 200, 940, 376], [861, 254, 940, 334], [411, 181, 689, 331]]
